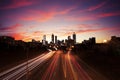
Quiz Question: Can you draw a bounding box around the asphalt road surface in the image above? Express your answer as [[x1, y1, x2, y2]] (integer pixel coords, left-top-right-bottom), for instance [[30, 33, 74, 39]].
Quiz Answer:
[[0, 50, 108, 80]]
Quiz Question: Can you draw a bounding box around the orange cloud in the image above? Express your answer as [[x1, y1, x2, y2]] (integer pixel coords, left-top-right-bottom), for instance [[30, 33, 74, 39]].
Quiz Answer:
[[7, 31, 43, 41], [12, 32, 25, 40], [32, 31, 43, 36], [22, 31, 43, 42], [0, 23, 26, 40]]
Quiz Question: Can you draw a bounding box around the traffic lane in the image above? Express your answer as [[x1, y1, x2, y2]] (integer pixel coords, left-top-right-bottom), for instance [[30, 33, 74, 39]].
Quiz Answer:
[[0, 53, 46, 77], [0, 51, 55, 80], [27, 50, 108, 80], [61, 51, 92, 80], [73, 53, 108, 80], [31, 50, 92, 80], [28, 50, 64, 80], [41, 50, 64, 80], [41, 50, 108, 80], [38, 50, 93, 80]]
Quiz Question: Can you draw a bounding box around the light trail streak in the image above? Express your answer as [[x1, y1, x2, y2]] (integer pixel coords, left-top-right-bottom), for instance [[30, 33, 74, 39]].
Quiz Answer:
[[0, 51, 55, 80], [41, 51, 61, 80], [67, 51, 78, 80], [0, 50, 108, 80], [41, 50, 94, 80]]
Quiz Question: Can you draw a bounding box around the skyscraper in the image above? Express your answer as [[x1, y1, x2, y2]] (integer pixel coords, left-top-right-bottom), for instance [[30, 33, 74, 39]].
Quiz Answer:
[[42, 35, 46, 45], [51, 34, 54, 43], [43, 35, 46, 41], [89, 37, 96, 44], [55, 36, 57, 44], [73, 32, 76, 43]]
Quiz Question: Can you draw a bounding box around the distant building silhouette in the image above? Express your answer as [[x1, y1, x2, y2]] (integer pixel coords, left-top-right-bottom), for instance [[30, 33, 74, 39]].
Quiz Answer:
[[89, 37, 96, 45], [66, 39, 74, 47], [0, 36, 14, 41], [82, 37, 96, 45], [32, 39, 36, 42], [51, 34, 54, 43], [42, 35, 46, 45], [55, 36, 57, 44], [68, 36, 71, 40], [0, 36, 15, 44], [73, 32, 76, 44], [111, 36, 120, 42]]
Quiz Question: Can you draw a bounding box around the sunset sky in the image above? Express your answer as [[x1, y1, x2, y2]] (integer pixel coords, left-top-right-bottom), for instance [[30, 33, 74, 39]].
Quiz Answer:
[[0, 0, 120, 43]]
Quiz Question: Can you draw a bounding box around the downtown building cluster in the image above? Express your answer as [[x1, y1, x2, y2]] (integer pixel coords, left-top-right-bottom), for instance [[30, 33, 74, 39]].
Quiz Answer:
[[42, 32, 76, 48], [0, 35, 120, 52]]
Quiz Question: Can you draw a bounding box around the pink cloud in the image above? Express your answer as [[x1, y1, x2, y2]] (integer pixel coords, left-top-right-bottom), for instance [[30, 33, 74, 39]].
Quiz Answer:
[[60, 24, 119, 36], [78, 16, 95, 21], [37, 12, 55, 22], [8, 24, 22, 30], [77, 28, 108, 33], [66, 10, 120, 22], [17, 9, 54, 22], [0, 0, 35, 9], [66, 15, 96, 22], [88, 1, 107, 11], [108, 26, 120, 35], [19, 7, 75, 22], [60, 23, 102, 32], [58, 7, 76, 15], [76, 27, 120, 34], [0, 23, 25, 40], [76, 24, 101, 29], [61, 27, 113, 36], [76, 1, 107, 13], [98, 11, 120, 17], [21, 17, 35, 21], [2, 5, 76, 22], [0, 23, 22, 31]]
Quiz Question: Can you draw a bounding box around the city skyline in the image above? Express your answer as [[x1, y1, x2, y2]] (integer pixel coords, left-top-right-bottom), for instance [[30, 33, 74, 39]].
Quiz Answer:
[[0, 0, 120, 43], [0, 1, 120, 79]]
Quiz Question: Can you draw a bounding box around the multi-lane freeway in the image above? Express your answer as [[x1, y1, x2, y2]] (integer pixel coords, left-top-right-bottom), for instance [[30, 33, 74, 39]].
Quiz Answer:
[[0, 50, 108, 80], [0, 51, 55, 80]]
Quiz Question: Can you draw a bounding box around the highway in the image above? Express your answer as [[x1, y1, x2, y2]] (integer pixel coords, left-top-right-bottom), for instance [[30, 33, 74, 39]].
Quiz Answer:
[[0, 51, 55, 80], [0, 50, 108, 80]]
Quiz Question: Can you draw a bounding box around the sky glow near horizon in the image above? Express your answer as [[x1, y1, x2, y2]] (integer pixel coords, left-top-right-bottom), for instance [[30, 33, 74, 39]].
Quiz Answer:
[[0, 0, 120, 43]]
